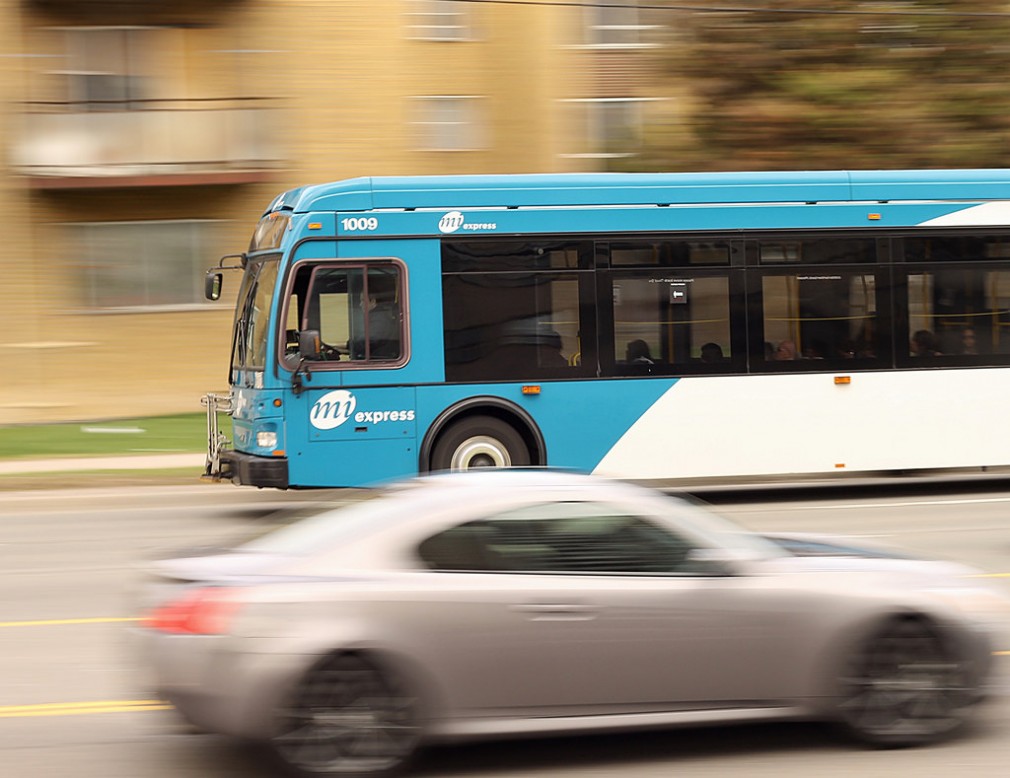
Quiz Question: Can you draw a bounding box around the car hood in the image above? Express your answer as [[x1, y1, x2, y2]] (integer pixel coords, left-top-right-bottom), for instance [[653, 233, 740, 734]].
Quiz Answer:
[[761, 531, 920, 560], [758, 552, 977, 579]]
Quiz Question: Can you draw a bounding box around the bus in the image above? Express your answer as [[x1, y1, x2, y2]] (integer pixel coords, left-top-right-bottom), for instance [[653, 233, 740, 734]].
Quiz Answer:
[[203, 170, 1010, 489]]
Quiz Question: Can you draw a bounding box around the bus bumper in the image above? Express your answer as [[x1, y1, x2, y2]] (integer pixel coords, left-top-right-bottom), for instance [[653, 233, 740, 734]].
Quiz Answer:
[[218, 451, 289, 489]]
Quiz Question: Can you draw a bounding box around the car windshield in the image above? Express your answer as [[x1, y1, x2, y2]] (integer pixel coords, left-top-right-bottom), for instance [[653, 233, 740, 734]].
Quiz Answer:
[[654, 491, 788, 558], [238, 490, 404, 555]]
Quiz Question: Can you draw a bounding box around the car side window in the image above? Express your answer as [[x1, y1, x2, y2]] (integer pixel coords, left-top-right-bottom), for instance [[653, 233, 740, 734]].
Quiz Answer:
[[417, 501, 704, 575], [417, 523, 508, 571]]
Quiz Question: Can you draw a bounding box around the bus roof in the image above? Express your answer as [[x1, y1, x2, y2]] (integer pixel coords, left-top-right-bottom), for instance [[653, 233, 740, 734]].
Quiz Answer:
[[277, 169, 1010, 215]]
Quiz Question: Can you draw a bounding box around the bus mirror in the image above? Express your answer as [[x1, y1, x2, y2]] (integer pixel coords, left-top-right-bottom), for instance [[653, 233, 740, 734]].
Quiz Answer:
[[205, 271, 223, 301], [298, 330, 322, 360]]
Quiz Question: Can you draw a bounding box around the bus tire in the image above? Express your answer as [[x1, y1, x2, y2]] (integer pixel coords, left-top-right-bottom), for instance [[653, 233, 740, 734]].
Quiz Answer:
[[431, 415, 531, 472]]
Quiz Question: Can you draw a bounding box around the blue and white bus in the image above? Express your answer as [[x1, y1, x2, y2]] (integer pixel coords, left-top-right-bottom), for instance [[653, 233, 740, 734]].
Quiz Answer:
[[203, 170, 1010, 489]]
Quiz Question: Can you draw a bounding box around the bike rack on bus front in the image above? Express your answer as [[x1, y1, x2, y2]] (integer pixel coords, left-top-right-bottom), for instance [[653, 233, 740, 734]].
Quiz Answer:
[[201, 392, 234, 479]]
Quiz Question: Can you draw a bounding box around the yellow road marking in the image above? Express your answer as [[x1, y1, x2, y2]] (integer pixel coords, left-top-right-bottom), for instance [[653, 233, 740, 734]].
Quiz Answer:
[[0, 700, 171, 718], [0, 617, 139, 628]]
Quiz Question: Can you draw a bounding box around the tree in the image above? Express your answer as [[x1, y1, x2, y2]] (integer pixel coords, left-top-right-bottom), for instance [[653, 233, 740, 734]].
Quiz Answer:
[[646, 0, 1010, 170]]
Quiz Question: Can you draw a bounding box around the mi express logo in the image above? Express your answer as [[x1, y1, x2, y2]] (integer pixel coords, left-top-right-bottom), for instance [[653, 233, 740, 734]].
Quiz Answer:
[[438, 210, 497, 234], [310, 390, 416, 430]]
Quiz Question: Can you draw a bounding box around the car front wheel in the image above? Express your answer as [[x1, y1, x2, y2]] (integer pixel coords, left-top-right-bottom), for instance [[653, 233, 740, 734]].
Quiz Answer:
[[835, 617, 974, 747]]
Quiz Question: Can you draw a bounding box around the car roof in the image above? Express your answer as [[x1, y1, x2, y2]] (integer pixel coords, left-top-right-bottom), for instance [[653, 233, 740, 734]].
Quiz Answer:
[[397, 467, 610, 489], [380, 468, 658, 504]]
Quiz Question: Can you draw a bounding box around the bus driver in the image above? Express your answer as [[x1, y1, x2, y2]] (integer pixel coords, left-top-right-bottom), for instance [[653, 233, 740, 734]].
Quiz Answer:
[[360, 275, 400, 360]]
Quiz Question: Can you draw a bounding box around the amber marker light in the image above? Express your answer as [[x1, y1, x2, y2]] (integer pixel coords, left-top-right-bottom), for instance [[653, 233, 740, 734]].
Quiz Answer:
[[308, 222, 323, 230], [834, 376, 851, 385], [521, 385, 541, 395], [868, 213, 882, 220], [273, 450, 286, 457], [273, 399, 283, 407]]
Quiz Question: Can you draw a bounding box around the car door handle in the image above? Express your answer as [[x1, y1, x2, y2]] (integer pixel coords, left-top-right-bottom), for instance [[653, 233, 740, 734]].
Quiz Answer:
[[511, 603, 598, 621]]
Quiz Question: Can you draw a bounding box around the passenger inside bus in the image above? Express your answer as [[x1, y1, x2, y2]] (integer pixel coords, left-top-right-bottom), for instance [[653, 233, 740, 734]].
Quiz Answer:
[[911, 329, 941, 357], [625, 339, 654, 365], [699, 342, 725, 363], [492, 320, 568, 373], [774, 340, 797, 360], [536, 327, 569, 369], [853, 318, 878, 358], [959, 326, 979, 355]]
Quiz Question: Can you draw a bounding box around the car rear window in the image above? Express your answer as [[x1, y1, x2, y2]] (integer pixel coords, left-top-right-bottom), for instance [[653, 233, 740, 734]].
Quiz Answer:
[[238, 492, 402, 555]]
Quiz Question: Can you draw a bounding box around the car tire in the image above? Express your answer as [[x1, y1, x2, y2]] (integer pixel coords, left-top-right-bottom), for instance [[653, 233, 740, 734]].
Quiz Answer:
[[431, 415, 531, 472], [270, 652, 422, 777], [834, 617, 973, 747]]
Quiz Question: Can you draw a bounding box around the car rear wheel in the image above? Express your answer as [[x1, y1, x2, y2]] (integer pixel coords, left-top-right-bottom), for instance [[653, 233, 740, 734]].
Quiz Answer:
[[270, 653, 421, 777], [431, 415, 531, 471], [835, 617, 973, 747]]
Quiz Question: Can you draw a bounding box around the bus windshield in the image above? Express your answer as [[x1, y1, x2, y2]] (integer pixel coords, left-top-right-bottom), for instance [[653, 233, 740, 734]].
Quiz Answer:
[[232, 256, 280, 373]]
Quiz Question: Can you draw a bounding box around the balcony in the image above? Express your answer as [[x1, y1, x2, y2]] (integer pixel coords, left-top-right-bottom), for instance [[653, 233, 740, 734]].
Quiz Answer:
[[11, 99, 285, 189], [25, 0, 241, 16]]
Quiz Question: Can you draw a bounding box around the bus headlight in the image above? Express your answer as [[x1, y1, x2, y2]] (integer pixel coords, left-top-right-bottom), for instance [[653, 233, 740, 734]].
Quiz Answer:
[[256, 431, 278, 449]]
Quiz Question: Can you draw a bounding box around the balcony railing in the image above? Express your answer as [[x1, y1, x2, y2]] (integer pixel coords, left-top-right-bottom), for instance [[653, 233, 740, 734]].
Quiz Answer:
[[11, 98, 285, 187]]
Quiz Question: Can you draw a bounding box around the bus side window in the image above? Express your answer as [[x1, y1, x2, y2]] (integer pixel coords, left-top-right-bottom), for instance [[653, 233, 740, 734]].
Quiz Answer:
[[610, 272, 734, 375], [442, 261, 588, 382], [283, 264, 406, 366]]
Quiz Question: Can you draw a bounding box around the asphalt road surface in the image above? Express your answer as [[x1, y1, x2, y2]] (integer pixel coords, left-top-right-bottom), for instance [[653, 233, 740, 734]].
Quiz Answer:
[[2, 482, 1008, 778]]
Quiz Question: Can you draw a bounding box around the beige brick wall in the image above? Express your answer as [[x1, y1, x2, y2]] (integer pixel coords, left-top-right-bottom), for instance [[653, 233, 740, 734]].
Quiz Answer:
[[1, 0, 661, 424]]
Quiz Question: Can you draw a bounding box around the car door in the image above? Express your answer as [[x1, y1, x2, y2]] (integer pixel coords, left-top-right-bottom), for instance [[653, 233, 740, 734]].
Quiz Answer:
[[412, 501, 796, 718]]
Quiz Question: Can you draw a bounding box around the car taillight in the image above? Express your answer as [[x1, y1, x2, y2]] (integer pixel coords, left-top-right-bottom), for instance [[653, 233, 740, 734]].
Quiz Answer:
[[142, 587, 242, 635]]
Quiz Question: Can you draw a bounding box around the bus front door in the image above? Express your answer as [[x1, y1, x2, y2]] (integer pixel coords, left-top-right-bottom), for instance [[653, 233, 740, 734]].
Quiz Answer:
[[285, 384, 418, 487]]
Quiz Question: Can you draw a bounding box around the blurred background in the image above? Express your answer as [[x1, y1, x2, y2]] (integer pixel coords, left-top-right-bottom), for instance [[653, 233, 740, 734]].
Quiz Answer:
[[3, 0, 1010, 425]]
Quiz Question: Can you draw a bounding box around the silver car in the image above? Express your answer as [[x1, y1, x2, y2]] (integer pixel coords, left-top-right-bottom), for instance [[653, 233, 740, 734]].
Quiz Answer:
[[134, 471, 1006, 777]]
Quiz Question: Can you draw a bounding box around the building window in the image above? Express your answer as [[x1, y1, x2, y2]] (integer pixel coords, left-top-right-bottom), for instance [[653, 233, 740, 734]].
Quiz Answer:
[[406, 0, 474, 41], [561, 98, 659, 160], [58, 28, 158, 111], [585, 0, 650, 48], [413, 96, 485, 151], [71, 220, 218, 309]]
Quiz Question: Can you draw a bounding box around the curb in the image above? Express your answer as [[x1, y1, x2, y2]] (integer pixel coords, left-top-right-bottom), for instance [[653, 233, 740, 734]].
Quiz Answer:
[[0, 453, 205, 475]]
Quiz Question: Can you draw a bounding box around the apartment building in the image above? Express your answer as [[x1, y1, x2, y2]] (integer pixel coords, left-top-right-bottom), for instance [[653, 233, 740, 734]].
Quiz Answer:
[[1, 0, 672, 423]]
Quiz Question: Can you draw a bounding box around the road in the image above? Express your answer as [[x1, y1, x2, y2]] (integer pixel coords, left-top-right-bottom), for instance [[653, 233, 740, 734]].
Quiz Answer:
[[1, 482, 1008, 777]]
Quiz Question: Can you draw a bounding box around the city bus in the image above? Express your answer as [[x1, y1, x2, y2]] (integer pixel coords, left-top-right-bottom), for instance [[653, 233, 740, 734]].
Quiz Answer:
[[202, 170, 1010, 489]]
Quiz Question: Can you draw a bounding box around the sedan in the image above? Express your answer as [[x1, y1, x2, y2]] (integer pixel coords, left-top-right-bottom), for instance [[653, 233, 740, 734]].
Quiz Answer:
[[133, 470, 1007, 777]]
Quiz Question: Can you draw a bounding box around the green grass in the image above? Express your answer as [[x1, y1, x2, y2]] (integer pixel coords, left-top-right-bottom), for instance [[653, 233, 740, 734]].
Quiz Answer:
[[0, 414, 207, 460], [0, 468, 206, 491]]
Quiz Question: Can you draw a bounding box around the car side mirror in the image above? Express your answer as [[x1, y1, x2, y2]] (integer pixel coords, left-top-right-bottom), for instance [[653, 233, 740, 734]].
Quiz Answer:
[[298, 330, 322, 360], [205, 271, 223, 301]]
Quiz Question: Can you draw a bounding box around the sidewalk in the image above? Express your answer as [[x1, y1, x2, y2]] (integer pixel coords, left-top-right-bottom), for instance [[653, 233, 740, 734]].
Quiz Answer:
[[0, 453, 205, 475]]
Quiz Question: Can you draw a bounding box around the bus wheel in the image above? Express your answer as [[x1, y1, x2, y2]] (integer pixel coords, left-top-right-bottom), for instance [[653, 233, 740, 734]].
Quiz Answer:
[[431, 416, 531, 472]]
